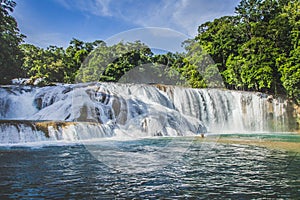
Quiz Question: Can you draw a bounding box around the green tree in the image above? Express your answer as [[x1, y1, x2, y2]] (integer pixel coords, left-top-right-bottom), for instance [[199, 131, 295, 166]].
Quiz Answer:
[[279, 47, 300, 103], [76, 41, 153, 83], [65, 38, 103, 82], [197, 16, 247, 72], [151, 52, 185, 85], [224, 37, 277, 92], [192, 0, 297, 95], [20, 44, 43, 78], [222, 54, 245, 90], [277, 1, 300, 102], [0, 0, 25, 84], [20, 44, 67, 83], [20, 39, 102, 84]]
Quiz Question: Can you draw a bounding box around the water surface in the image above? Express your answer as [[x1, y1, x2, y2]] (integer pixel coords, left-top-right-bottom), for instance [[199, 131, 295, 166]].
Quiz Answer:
[[0, 133, 299, 199]]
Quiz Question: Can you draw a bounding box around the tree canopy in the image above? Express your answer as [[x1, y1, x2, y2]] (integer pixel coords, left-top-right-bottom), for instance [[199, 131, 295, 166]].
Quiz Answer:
[[194, 0, 299, 102], [0, 0, 299, 102], [0, 0, 24, 84]]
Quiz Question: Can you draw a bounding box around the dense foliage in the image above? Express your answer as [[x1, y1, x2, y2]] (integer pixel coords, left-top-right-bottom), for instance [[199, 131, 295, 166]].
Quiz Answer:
[[20, 39, 102, 83], [196, 0, 299, 101], [0, 0, 299, 102], [0, 0, 24, 84]]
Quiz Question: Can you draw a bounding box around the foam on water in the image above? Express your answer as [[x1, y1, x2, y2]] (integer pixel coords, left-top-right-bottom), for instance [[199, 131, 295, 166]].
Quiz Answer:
[[0, 83, 297, 145]]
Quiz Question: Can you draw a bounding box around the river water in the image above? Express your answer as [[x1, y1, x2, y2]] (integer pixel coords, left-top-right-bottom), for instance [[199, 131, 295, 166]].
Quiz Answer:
[[0, 83, 299, 198], [0, 133, 299, 199]]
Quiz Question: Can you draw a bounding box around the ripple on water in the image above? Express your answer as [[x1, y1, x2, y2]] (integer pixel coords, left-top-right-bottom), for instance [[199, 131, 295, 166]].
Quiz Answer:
[[0, 137, 299, 199]]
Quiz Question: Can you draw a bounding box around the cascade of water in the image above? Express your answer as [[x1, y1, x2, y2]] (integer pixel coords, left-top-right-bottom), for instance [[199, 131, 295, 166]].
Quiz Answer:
[[0, 122, 48, 144], [0, 86, 38, 119], [0, 83, 297, 144], [169, 87, 293, 132]]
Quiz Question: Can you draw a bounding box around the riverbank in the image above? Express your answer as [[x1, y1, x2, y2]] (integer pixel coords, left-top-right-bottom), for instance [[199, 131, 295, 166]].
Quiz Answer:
[[196, 133, 300, 153]]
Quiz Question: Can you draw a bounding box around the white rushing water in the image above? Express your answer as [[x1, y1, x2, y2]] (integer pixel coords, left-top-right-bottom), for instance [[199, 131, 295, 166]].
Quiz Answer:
[[0, 83, 297, 144]]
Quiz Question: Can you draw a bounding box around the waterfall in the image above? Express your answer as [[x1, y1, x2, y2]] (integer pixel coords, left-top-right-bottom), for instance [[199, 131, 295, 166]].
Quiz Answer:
[[0, 83, 297, 145], [170, 87, 295, 132]]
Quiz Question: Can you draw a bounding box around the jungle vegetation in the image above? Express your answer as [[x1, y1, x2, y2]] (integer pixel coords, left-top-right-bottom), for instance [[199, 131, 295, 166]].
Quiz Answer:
[[0, 0, 299, 102]]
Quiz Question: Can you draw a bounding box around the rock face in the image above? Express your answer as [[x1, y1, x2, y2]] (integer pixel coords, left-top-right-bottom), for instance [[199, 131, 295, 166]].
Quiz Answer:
[[293, 104, 300, 132], [0, 83, 299, 144]]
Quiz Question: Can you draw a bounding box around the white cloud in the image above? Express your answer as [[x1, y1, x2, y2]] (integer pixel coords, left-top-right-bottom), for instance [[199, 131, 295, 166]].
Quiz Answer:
[[55, 0, 239, 37], [55, 0, 112, 16], [95, 0, 112, 16], [13, 0, 241, 47]]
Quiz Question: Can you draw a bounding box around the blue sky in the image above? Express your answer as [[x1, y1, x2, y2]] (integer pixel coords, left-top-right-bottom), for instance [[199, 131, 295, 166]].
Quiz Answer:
[[12, 0, 240, 48]]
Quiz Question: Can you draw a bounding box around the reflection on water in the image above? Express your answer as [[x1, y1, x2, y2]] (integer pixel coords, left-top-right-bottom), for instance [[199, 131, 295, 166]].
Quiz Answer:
[[0, 136, 299, 199]]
